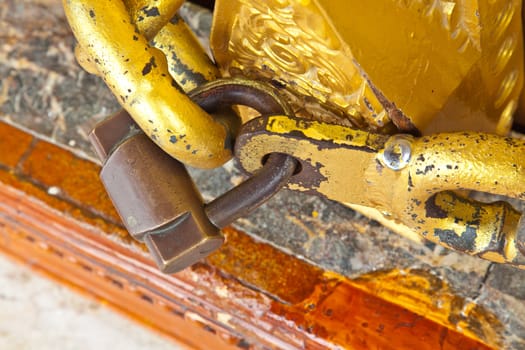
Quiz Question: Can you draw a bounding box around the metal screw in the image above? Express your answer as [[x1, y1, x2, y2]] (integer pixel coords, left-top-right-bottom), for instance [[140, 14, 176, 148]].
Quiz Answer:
[[382, 135, 413, 170]]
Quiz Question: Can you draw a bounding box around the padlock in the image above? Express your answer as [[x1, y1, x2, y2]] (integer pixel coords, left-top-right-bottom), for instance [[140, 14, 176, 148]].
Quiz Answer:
[[91, 110, 223, 273], [90, 81, 298, 273]]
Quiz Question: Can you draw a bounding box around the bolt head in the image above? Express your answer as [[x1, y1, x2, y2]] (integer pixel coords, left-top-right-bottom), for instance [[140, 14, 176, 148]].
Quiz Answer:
[[382, 135, 413, 170]]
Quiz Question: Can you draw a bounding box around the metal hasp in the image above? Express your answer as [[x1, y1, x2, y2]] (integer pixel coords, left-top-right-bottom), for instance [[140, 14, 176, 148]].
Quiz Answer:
[[235, 115, 525, 268]]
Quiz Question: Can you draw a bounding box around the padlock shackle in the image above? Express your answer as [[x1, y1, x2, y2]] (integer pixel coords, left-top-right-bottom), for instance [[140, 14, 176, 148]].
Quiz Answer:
[[206, 153, 298, 229]]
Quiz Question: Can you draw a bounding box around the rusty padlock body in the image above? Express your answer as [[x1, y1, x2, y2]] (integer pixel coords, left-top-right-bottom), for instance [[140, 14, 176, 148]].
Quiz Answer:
[[96, 112, 223, 273]]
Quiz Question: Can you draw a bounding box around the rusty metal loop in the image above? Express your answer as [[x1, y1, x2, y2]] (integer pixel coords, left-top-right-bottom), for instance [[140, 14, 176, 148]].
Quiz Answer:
[[189, 78, 300, 227], [188, 77, 296, 150], [190, 78, 295, 117], [205, 153, 298, 229]]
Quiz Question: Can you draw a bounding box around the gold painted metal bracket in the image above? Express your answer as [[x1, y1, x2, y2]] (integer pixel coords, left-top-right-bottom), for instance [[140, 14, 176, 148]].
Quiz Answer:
[[236, 115, 525, 267], [63, 0, 231, 168]]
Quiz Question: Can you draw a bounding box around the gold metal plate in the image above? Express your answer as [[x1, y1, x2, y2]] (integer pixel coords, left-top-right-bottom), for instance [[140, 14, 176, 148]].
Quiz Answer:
[[211, 0, 524, 135]]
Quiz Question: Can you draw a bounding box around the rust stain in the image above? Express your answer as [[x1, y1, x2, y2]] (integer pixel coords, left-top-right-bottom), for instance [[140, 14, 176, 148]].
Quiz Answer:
[[208, 227, 323, 304], [350, 269, 503, 348], [0, 121, 129, 242], [0, 169, 130, 243], [210, 228, 498, 349], [272, 275, 494, 350]]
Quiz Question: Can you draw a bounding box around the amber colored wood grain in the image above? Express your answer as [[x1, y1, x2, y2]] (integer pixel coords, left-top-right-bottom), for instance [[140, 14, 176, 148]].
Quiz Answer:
[[0, 120, 493, 349]]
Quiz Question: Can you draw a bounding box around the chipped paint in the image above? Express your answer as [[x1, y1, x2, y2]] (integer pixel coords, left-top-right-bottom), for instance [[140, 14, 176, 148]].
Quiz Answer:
[[63, 0, 230, 168], [236, 114, 525, 267]]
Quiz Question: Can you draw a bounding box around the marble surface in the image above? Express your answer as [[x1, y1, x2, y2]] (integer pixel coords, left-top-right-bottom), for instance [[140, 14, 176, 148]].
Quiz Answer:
[[0, 254, 180, 350]]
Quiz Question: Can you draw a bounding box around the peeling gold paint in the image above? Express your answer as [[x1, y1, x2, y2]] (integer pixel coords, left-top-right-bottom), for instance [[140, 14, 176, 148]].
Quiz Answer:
[[63, 0, 231, 168], [237, 115, 525, 266]]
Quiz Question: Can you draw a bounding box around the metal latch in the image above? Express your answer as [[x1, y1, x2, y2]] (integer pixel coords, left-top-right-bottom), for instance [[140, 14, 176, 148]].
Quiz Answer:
[[234, 114, 525, 268]]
